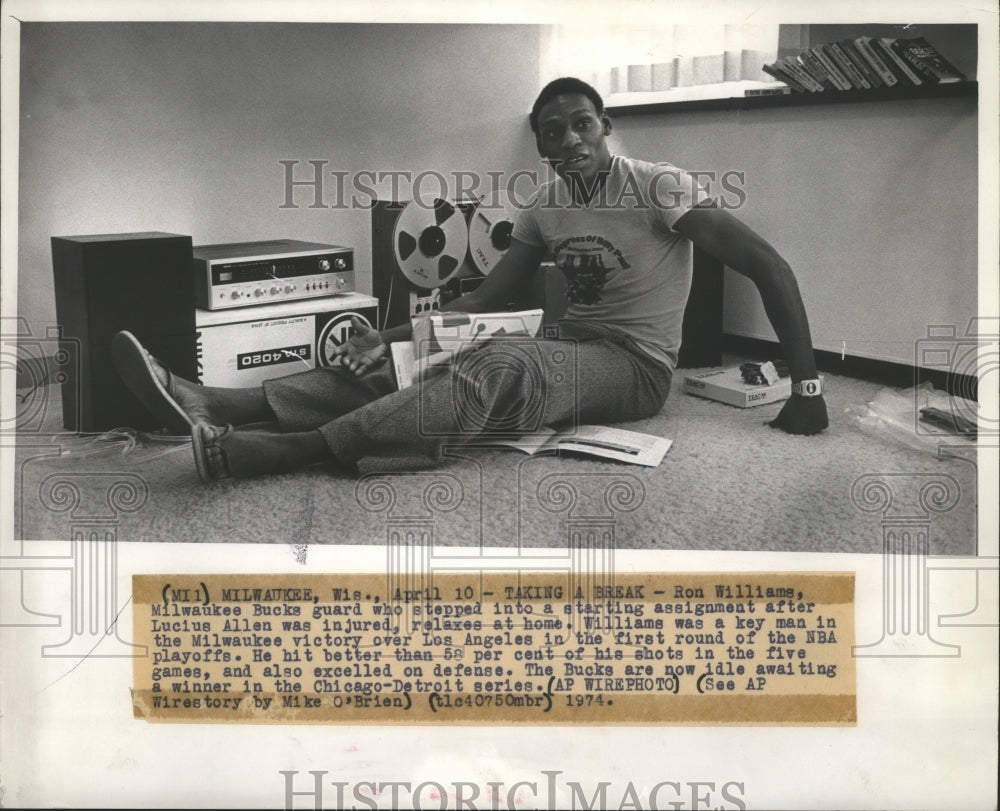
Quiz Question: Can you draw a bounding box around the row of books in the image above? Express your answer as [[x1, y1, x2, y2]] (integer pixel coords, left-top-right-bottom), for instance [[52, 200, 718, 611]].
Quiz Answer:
[[762, 36, 967, 94]]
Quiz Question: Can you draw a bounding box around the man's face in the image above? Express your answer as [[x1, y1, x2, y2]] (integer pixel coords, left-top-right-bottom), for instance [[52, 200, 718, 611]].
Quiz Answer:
[[535, 93, 612, 186]]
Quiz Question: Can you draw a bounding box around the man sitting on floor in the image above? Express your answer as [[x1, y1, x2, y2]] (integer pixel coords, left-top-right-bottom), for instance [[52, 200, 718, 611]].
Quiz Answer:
[[113, 76, 828, 482]]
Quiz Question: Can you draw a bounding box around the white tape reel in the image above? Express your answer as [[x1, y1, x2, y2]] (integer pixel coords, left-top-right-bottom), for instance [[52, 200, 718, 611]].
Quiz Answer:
[[468, 190, 517, 275], [392, 198, 469, 290]]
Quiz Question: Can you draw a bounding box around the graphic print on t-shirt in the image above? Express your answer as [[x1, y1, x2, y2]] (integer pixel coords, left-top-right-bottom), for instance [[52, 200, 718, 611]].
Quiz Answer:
[[553, 236, 631, 306]]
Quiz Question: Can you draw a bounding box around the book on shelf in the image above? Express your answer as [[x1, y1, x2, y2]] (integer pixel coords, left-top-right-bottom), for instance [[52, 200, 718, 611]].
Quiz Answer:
[[779, 56, 824, 92], [854, 36, 900, 87], [838, 39, 884, 88], [827, 42, 871, 89], [483, 425, 673, 468], [813, 45, 853, 90], [876, 37, 925, 85], [761, 62, 808, 93], [799, 50, 839, 91], [761, 35, 967, 94], [891, 36, 967, 84], [745, 86, 793, 97]]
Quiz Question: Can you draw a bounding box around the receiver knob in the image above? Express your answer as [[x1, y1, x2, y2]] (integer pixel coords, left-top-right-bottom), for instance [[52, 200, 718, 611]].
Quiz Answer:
[[318, 258, 331, 271], [334, 257, 347, 269], [284, 284, 295, 294]]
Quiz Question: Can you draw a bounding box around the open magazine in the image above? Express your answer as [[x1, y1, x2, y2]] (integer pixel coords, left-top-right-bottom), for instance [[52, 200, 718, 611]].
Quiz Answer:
[[390, 309, 546, 389], [485, 425, 672, 467]]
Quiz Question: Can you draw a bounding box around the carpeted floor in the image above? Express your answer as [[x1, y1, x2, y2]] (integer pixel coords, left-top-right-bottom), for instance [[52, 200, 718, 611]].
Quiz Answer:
[[13, 365, 979, 554]]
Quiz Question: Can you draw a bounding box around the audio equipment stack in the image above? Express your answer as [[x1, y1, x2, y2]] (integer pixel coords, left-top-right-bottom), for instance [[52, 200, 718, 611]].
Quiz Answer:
[[190, 238, 376, 387], [51, 233, 376, 433]]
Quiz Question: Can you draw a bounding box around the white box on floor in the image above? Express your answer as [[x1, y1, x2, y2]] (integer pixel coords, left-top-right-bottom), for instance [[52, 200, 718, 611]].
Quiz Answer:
[[195, 293, 378, 387], [682, 366, 793, 408]]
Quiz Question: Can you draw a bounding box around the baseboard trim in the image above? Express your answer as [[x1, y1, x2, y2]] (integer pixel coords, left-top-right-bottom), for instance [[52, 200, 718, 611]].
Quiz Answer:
[[722, 335, 979, 401]]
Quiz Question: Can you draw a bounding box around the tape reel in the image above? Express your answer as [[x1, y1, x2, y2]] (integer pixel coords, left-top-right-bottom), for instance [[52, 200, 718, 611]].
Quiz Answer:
[[468, 190, 517, 275], [392, 198, 469, 290]]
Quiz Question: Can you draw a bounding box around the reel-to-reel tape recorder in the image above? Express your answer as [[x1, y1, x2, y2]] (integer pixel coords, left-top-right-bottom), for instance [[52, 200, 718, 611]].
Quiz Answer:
[[371, 191, 522, 330]]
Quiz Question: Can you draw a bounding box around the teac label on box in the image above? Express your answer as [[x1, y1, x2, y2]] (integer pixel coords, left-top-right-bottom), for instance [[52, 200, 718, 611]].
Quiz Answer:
[[236, 344, 311, 369], [198, 316, 318, 387]]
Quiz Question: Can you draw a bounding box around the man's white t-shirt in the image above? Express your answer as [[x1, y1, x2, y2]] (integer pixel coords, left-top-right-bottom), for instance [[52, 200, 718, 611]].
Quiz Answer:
[[512, 155, 711, 371]]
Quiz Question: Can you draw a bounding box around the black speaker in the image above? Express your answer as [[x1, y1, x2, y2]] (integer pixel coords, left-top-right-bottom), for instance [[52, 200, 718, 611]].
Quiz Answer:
[[371, 200, 412, 329], [50, 232, 196, 433]]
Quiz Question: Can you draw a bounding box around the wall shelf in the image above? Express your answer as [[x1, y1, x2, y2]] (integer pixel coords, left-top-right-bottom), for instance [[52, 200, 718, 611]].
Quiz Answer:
[[606, 80, 977, 116]]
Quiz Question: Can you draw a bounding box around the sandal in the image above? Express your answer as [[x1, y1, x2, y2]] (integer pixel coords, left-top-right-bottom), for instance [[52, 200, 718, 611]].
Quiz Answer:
[[111, 331, 193, 434], [191, 423, 235, 482]]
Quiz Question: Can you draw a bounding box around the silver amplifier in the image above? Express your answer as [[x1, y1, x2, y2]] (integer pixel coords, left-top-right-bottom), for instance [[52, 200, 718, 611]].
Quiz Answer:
[[194, 238, 355, 310]]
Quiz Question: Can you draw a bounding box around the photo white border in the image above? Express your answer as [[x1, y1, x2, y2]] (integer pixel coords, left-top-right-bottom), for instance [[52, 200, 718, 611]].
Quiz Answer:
[[1, 1, 997, 809]]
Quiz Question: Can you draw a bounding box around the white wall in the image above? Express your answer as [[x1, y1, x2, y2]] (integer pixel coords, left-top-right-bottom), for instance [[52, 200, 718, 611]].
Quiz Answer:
[[615, 95, 978, 365], [17, 22, 541, 327], [17, 23, 978, 368]]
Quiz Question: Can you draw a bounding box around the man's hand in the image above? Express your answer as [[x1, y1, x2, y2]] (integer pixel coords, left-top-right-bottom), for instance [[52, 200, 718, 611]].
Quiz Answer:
[[769, 393, 829, 436], [330, 317, 387, 376]]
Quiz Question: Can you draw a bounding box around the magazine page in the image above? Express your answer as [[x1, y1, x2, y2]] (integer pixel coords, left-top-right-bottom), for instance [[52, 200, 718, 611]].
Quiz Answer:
[[485, 427, 560, 453], [482, 426, 672, 466], [409, 309, 545, 383], [413, 308, 543, 352], [554, 425, 673, 467], [389, 340, 415, 389]]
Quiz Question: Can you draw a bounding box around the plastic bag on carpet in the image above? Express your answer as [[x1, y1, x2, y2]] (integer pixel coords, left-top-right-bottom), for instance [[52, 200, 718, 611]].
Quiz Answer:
[[48, 427, 191, 462], [846, 382, 977, 457]]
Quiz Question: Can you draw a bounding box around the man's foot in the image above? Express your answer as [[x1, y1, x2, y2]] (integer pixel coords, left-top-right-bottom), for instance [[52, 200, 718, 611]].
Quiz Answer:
[[111, 331, 207, 433], [112, 331, 245, 430], [190, 423, 335, 482]]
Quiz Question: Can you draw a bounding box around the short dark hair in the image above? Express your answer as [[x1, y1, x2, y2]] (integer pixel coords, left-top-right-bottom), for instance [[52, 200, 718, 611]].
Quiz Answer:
[[529, 77, 605, 134]]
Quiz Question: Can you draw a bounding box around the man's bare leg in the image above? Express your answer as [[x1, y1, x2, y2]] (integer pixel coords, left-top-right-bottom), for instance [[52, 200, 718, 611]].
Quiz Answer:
[[112, 330, 274, 429], [170, 376, 273, 427], [192, 424, 334, 481], [114, 331, 344, 479]]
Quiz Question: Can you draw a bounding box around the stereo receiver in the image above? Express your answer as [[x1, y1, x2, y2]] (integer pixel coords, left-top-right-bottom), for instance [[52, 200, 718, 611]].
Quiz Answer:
[[194, 238, 354, 310]]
